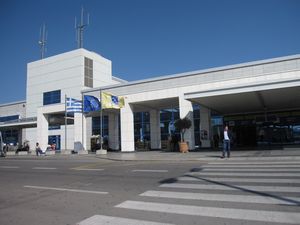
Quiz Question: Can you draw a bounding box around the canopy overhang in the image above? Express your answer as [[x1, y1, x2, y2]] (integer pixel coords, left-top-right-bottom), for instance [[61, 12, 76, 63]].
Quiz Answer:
[[185, 80, 300, 115]]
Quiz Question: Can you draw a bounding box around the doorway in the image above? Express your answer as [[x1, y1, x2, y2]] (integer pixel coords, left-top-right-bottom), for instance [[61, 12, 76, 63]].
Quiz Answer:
[[48, 135, 61, 151]]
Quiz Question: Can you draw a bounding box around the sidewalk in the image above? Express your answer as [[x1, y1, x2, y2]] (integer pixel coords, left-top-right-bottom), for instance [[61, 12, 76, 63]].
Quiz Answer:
[[4, 148, 300, 162], [95, 148, 300, 161]]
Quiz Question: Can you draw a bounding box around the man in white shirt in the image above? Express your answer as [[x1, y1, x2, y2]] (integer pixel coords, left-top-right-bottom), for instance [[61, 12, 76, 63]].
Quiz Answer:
[[222, 126, 231, 158]]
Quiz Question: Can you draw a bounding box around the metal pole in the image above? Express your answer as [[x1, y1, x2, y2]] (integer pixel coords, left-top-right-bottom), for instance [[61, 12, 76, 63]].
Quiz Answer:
[[81, 93, 84, 150], [65, 95, 67, 151], [100, 90, 103, 150], [80, 7, 84, 48]]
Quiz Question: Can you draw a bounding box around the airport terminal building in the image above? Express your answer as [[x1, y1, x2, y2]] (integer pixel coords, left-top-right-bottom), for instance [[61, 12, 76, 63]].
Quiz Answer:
[[0, 48, 300, 152]]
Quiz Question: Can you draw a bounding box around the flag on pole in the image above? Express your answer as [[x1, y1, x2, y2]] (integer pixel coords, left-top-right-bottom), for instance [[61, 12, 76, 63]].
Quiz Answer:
[[84, 95, 101, 112], [101, 92, 125, 109], [66, 97, 82, 113]]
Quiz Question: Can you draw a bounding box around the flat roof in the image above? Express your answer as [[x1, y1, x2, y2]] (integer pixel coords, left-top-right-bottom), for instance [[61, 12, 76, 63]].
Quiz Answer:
[[82, 54, 300, 94], [0, 100, 26, 107]]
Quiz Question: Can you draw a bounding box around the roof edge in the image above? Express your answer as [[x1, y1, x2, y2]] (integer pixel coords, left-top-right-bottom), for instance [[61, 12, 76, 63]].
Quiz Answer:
[[82, 54, 300, 94], [0, 100, 26, 107]]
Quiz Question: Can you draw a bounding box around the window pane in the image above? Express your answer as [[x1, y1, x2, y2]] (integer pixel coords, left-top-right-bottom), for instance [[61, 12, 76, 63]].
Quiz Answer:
[[43, 90, 61, 105]]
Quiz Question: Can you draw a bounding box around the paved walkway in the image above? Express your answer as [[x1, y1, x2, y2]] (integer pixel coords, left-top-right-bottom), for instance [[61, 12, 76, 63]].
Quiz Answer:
[[4, 148, 300, 161], [95, 148, 300, 161]]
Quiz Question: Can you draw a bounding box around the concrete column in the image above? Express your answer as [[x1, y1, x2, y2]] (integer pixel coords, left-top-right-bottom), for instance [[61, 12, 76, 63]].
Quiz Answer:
[[37, 108, 48, 151], [85, 117, 92, 151], [200, 106, 211, 148], [150, 109, 161, 149], [74, 113, 84, 151], [108, 113, 120, 150], [120, 102, 135, 152], [179, 95, 195, 149]]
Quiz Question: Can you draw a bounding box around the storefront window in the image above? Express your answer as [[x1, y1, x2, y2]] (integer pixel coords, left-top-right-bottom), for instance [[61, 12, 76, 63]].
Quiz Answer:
[[1, 129, 19, 145], [160, 108, 179, 141], [134, 112, 151, 150], [224, 110, 300, 147]]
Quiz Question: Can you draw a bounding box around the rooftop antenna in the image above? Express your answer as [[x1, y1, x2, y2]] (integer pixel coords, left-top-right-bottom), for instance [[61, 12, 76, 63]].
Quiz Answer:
[[38, 23, 47, 59], [75, 7, 89, 48]]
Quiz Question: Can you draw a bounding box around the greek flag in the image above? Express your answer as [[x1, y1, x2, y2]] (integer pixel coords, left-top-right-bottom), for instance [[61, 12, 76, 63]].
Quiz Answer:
[[66, 98, 82, 113]]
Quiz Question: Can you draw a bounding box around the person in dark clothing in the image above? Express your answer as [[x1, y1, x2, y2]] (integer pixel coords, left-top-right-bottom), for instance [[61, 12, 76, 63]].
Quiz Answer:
[[221, 126, 231, 158]]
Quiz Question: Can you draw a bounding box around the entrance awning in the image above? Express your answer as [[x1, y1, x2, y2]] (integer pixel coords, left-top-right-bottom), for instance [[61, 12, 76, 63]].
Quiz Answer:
[[185, 81, 300, 115]]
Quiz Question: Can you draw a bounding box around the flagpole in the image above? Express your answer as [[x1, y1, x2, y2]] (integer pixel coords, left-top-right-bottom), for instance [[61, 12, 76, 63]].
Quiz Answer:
[[81, 93, 84, 150], [65, 94, 67, 152], [100, 90, 103, 150]]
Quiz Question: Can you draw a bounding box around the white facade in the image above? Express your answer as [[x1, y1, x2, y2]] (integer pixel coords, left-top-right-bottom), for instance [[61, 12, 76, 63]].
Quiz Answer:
[[0, 101, 26, 119], [1, 49, 300, 152], [83, 54, 300, 151], [25, 48, 124, 151]]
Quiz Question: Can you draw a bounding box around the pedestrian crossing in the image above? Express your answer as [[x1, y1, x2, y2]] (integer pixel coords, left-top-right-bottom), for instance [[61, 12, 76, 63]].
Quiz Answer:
[[77, 159, 300, 225]]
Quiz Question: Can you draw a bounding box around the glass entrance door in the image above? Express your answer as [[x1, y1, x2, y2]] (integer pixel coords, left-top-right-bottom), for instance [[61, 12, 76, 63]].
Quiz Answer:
[[48, 135, 61, 151]]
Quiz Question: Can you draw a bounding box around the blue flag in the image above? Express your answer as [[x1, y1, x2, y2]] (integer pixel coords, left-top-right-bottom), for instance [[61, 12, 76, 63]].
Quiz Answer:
[[84, 95, 101, 112]]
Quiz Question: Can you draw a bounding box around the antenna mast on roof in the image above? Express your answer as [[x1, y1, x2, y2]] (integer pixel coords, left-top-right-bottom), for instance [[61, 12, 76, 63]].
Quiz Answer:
[[75, 7, 89, 49], [38, 23, 47, 59]]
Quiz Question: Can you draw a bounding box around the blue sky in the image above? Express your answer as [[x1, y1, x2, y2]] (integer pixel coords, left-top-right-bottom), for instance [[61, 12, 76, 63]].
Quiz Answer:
[[0, 0, 299, 104]]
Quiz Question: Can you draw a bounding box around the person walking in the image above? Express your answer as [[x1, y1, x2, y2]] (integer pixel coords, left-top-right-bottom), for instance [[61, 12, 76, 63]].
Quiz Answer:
[[222, 125, 231, 158]]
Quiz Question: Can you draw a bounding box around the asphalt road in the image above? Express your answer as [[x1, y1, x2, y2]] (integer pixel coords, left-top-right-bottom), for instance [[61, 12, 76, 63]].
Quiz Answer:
[[0, 156, 299, 225]]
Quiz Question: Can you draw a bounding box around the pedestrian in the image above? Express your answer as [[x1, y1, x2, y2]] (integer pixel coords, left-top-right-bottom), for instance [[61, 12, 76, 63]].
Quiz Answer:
[[221, 125, 231, 158], [35, 142, 43, 156]]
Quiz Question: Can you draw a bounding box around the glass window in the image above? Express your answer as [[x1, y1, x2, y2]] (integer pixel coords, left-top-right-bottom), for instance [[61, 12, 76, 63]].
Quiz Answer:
[[160, 108, 180, 141], [43, 90, 61, 105], [92, 116, 108, 136], [48, 125, 60, 130], [134, 112, 151, 142], [1, 129, 19, 145], [0, 115, 19, 122]]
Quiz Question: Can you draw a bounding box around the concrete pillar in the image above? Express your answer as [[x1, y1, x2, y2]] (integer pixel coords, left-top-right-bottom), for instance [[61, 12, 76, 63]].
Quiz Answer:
[[37, 108, 48, 151], [108, 113, 120, 150], [74, 113, 84, 151], [200, 106, 211, 148], [150, 109, 161, 149], [82, 114, 87, 150], [120, 102, 135, 152], [85, 117, 92, 151], [179, 95, 195, 149]]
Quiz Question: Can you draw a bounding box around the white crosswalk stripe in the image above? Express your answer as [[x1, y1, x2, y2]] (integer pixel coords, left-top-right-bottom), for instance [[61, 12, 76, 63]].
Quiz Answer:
[[140, 190, 300, 205], [178, 176, 300, 183], [186, 171, 300, 176], [116, 200, 300, 224], [77, 215, 175, 225], [77, 159, 300, 225], [203, 164, 300, 168], [208, 161, 300, 165], [202, 168, 300, 171], [160, 182, 300, 192]]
